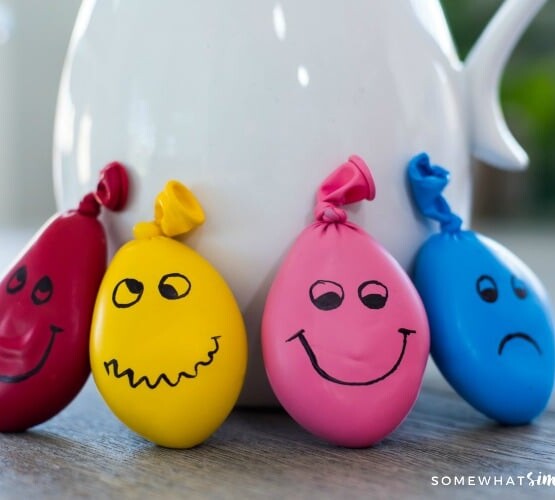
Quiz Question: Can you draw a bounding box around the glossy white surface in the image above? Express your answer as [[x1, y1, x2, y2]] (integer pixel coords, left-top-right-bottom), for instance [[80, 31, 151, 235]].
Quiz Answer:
[[0, 0, 79, 227], [53, 0, 545, 404]]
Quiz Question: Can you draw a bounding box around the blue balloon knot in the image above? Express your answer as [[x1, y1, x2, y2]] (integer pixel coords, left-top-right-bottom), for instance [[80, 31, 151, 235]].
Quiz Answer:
[[407, 153, 462, 233]]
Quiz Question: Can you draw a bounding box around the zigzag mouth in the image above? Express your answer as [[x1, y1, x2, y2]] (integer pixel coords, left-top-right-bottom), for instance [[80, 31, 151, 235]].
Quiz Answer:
[[103, 335, 221, 389]]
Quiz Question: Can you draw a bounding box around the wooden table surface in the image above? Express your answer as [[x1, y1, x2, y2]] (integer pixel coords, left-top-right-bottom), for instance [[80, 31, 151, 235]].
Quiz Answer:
[[1, 222, 555, 499], [1, 379, 555, 499]]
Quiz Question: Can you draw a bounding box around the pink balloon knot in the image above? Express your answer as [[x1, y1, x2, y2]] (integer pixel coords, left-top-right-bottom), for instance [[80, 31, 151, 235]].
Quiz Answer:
[[314, 155, 375, 223], [315, 204, 348, 223]]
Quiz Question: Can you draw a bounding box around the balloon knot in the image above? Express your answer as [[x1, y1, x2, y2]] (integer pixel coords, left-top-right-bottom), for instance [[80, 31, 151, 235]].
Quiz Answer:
[[314, 155, 375, 223], [134, 180, 205, 240], [77, 161, 129, 217], [407, 152, 462, 234], [78, 193, 100, 217], [315, 205, 347, 223]]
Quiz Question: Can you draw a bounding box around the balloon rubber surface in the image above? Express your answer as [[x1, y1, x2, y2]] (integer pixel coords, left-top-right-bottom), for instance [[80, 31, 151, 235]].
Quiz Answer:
[[262, 223, 429, 447], [413, 231, 555, 424], [90, 237, 247, 448], [0, 212, 106, 431]]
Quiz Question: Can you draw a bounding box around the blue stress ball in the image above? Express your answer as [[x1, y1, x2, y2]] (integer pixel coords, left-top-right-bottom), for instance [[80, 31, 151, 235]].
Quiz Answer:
[[408, 153, 555, 424]]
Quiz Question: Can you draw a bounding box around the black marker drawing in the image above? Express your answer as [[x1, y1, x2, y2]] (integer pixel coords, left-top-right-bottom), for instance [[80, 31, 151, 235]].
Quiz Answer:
[[0, 325, 63, 383], [498, 332, 541, 356], [158, 273, 191, 300], [358, 280, 388, 309], [6, 266, 27, 294], [476, 275, 498, 303], [286, 328, 415, 386], [112, 278, 144, 308], [309, 280, 344, 311], [104, 335, 221, 389]]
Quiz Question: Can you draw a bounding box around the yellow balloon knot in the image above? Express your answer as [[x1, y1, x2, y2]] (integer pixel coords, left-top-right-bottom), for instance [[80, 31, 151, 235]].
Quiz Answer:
[[133, 221, 163, 239], [133, 180, 205, 240]]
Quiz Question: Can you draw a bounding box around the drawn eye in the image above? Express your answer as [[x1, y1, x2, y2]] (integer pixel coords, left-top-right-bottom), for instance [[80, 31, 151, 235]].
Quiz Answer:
[[511, 275, 527, 299], [476, 275, 498, 303], [309, 280, 344, 311], [6, 266, 27, 294], [158, 273, 191, 300], [31, 276, 53, 305], [358, 280, 388, 309], [112, 278, 144, 308]]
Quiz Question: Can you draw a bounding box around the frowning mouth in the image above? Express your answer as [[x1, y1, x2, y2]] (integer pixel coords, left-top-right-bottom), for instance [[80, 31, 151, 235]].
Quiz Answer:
[[498, 332, 541, 355], [0, 325, 64, 383], [103, 336, 221, 389], [286, 328, 415, 386]]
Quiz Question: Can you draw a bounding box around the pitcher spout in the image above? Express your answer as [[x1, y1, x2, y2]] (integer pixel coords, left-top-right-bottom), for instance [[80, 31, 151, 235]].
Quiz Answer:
[[464, 0, 547, 170]]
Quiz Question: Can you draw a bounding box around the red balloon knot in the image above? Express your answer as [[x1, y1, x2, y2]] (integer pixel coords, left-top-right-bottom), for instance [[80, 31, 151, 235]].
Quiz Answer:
[[77, 193, 100, 217], [77, 161, 129, 217], [95, 161, 129, 211]]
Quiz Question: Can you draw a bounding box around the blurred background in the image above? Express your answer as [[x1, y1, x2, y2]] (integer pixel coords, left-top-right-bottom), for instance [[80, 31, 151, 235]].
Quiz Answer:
[[0, 1, 79, 227], [443, 0, 555, 221], [0, 0, 554, 229]]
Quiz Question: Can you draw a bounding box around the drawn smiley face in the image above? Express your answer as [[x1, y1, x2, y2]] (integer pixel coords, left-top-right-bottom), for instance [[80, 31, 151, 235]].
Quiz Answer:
[[0, 213, 107, 432], [104, 272, 220, 389], [413, 231, 555, 424], [286, 279, 416, 386], [90, 237, 247, 448], [0, 265, 61, 385], [262, 225, 430, 447]]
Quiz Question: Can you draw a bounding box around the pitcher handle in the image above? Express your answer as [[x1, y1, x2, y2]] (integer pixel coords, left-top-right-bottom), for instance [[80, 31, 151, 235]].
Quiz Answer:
[[464, 0, 547, 170]]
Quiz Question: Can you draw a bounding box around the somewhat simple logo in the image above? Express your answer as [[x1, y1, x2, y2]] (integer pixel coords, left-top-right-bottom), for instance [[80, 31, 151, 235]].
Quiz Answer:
[[430, 473, 555, 487], [526, 472, 555, 487]]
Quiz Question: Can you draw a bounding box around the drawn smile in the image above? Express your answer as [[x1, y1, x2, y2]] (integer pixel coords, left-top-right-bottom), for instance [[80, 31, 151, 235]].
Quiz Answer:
[[286, 328, 415, 386], [498, 332, 541, 355], [103, 336, 221, 389], [0, 324, 63, 383]]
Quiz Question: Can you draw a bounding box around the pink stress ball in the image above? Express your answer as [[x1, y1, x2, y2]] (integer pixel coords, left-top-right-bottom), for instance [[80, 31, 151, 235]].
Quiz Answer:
[[262, 156, 430, 447]]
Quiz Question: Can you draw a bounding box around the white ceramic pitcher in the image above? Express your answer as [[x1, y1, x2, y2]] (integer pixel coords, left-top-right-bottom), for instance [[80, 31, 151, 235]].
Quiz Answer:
[[53, 0, 547, 405]]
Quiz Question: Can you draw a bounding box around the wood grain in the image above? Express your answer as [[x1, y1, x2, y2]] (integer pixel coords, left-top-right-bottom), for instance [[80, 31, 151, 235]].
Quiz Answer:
[[1, 378, 554, 499]]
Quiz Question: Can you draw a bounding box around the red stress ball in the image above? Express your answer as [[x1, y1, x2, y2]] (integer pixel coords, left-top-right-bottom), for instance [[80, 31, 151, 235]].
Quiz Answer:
[[0, 162, 128, 431]]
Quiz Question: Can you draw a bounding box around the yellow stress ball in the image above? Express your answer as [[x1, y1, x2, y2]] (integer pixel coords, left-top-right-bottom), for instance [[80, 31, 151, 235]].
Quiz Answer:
[[90, 181, 247, 448]]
